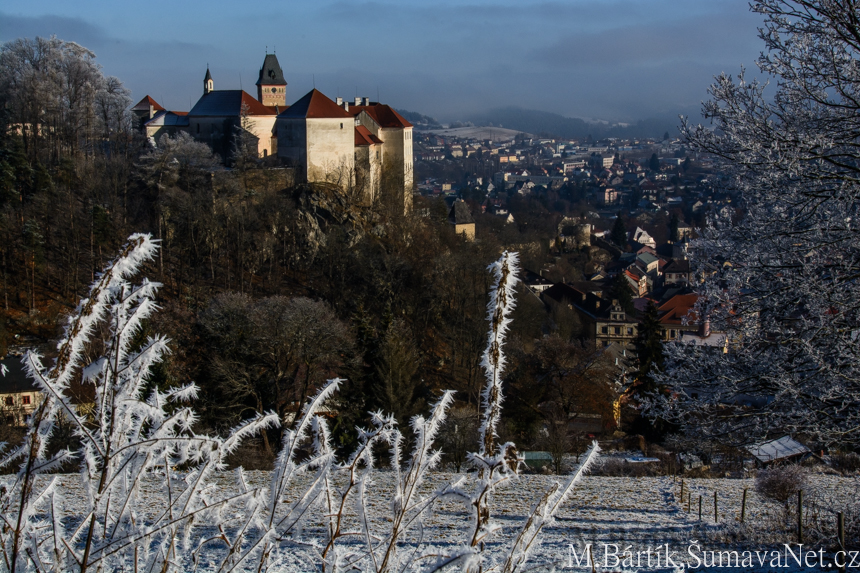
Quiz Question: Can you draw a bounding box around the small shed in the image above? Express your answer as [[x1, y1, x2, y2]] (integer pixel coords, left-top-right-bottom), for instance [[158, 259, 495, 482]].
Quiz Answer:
[[746, 436, 810, 466], [522, 451, 552, 469]]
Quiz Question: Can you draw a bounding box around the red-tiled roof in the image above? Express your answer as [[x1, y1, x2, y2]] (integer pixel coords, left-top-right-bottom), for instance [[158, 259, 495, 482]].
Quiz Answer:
[[658, 294, 698, 324], [132, 95, 164, 112], [189, 90, 277, 117], [354, 125, 383, 146], [349, 104, 413, 128], [279, 89, 351, 119]]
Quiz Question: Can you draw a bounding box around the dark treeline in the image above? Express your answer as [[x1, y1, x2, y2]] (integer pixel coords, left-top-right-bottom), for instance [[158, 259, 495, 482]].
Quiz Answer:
[[0, 37, 621, 466]]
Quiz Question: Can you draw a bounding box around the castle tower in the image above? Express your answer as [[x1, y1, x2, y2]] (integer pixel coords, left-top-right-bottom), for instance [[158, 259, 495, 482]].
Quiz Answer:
[[204, 67, 214, 94], [256, 53, 287, 108]]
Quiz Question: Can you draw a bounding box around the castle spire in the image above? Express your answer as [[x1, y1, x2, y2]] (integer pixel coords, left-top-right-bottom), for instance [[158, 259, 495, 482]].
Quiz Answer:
[[256, 52, 287, 107], [204, 66, 214, 95]]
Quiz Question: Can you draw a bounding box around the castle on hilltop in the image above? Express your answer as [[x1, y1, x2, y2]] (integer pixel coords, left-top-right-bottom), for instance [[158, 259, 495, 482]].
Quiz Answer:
[[132, 52, 413, 208]]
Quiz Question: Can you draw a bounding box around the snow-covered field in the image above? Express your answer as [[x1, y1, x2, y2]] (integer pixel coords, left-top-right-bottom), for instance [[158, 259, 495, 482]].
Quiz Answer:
[[14, 471, 854, 571], [419, 126, 527, 141]]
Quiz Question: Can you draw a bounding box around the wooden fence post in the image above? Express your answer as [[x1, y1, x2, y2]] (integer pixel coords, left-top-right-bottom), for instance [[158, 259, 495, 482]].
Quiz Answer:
[[838, 511, 845, 573], [698, 495, 702, 521], [797, 490, 803, 544], [714, 491, 719, 524], [741, 488, 747, 524]]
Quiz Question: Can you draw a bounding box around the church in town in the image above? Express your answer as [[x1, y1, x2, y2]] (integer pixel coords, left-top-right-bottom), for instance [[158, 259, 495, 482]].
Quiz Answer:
[[131, 53, 413, 207]]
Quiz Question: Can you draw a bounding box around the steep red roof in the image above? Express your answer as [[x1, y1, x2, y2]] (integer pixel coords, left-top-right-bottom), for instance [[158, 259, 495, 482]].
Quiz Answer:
[[349, 104, 413, 128], [354, 125, 383, 146], [279, 89, 351, 119], [658, 294, 699, 324], [132, 95, 164, 112]]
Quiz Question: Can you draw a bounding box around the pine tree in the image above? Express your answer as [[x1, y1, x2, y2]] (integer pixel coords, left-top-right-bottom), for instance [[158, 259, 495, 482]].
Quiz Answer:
[[608, 271, 635, 314], [668, 212, 679, 243], [634, 300, 664, 395], [649, 152, 660, 172], [610, 213, 627, 247]]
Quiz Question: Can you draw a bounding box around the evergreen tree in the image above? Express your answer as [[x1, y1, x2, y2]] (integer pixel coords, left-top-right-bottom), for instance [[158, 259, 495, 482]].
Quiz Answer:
[[649, 152, 660, 172], [668, 212, 679, 243], [610, 213, 627, 247], [608, 271, 635, 314], [634, 300, 664, 395]]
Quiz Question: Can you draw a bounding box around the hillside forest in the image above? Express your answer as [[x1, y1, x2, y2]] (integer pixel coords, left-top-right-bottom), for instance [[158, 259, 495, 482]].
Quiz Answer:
[[0, 37, 631, 466]]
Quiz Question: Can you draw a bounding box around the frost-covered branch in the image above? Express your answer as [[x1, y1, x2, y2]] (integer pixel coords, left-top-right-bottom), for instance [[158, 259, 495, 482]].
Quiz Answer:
[[656, 0, 860, 447]]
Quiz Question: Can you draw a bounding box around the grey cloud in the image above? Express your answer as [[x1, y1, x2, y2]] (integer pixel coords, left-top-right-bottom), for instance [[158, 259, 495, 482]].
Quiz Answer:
[[530, 11, 763, 68], [0, 3, 768, 125], [0, 13, 110, 47]]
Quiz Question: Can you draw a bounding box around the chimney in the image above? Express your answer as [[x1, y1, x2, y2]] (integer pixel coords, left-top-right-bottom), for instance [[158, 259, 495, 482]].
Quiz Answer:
[[336, 97, 343, 105], [354, 97, 361, 106], [343, 102, 349, 111], [363, 97, 370, 105]]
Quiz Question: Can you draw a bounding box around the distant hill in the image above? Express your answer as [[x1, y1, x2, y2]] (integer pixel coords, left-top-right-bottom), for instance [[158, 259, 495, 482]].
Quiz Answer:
[[396, 109, 443, 129], [465, 107, 690, 140]]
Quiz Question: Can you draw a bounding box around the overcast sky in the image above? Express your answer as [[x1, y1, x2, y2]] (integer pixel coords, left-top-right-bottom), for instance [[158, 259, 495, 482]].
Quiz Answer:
[[0, 0, 765, 122]]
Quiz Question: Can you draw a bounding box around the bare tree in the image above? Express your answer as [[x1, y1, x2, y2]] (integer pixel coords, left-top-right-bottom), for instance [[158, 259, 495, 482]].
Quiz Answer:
[[200, 294, 354, 444], [0, 36, 131, 164]]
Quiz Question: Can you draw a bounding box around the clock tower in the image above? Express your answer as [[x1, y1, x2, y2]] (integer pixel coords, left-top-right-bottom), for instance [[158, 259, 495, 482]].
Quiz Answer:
[[256, 52, 287, 108]]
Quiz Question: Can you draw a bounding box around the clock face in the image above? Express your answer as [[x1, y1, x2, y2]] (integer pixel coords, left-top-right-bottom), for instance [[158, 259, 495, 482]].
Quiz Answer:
[[271, 87, 277, 93]]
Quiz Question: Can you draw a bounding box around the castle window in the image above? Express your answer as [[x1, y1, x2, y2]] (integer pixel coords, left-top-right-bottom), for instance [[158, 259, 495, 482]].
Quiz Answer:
[[4, 396, 11, 406], [22, 395, 30, 405], [340, 123, 343, 129]]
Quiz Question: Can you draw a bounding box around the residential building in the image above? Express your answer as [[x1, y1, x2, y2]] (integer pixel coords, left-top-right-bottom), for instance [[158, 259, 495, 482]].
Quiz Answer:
[[0, 357, 42, 427], [663, 259, 693, 286], [542, 284, 638, 348], [448, 199, 475, 240]]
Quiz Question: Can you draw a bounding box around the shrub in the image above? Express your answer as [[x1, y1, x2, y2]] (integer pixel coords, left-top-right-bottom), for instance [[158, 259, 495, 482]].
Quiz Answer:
[[755, 464, 807, 503], [831, 452, 860, 474]]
